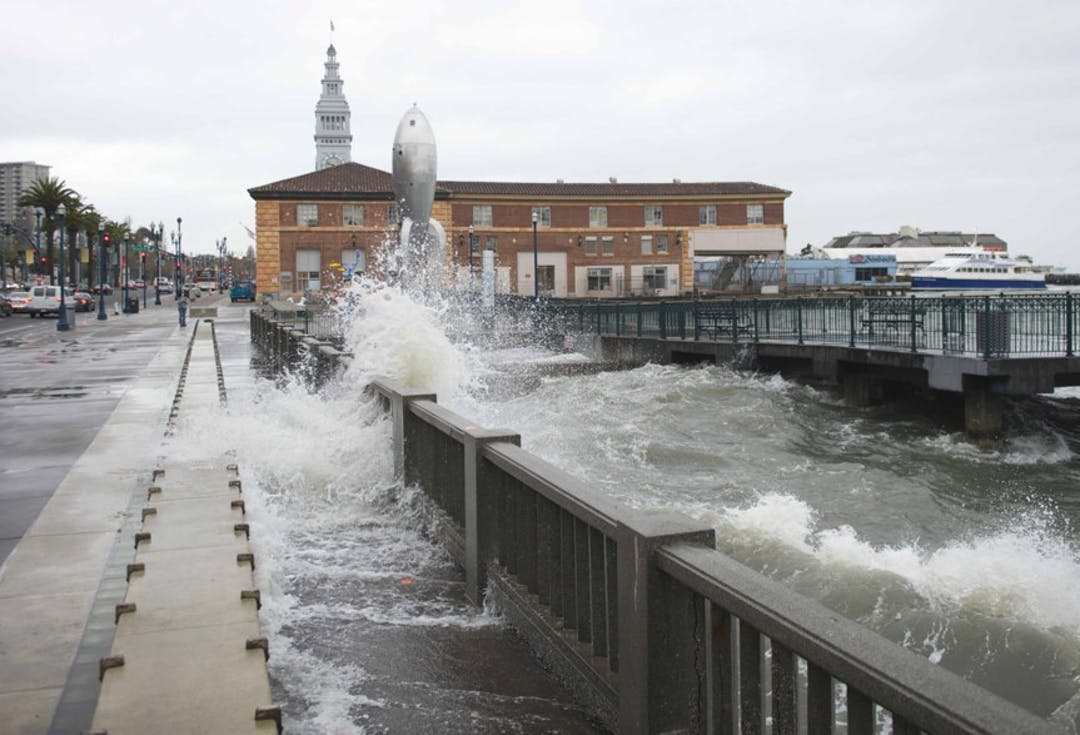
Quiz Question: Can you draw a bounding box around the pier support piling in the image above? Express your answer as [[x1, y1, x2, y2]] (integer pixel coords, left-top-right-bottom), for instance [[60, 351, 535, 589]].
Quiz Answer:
[[842, 373, 879, 407], [963, 377, 1005, 441]]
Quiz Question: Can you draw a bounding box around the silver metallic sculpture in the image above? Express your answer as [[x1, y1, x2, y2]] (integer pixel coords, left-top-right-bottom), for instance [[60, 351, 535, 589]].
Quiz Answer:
[[392, 105, 445, 292]]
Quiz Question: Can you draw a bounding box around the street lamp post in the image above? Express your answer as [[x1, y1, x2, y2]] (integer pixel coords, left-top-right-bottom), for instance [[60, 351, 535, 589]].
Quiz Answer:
[[34, 208, 43, 283], [154, 222, 162, 305], [122, 234, 130, 314], [531, 210, 539, 301], [57, 204, 69, 331], [175, 217, 183, 299], [97, 225, 108, 320], [217, 236, 227, 291], [468, 225, 476, 286], [141, 247, 147, 309]]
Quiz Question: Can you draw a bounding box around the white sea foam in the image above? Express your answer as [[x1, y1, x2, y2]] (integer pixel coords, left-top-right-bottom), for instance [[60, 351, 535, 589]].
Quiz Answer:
[[712, 492, 1080, 637]]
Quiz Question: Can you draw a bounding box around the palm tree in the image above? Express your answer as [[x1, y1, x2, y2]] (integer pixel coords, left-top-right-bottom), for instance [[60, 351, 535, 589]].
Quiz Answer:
[[17, 177, 76, 284], [64, 202, 102, 289], [101, 220, 131, 288]]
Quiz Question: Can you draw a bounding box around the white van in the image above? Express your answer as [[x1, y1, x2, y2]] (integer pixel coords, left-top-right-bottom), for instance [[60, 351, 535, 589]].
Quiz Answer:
[[26, 285, 64, 317]]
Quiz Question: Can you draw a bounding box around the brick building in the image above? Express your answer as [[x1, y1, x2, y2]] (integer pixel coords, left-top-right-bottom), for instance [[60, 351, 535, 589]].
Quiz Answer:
[[248, 162, 790, 299]]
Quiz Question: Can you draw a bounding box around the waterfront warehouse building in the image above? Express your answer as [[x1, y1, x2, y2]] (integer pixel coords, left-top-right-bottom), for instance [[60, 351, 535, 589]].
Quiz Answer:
[[249, 42, 790, 299], [248, 163, 791, 299]]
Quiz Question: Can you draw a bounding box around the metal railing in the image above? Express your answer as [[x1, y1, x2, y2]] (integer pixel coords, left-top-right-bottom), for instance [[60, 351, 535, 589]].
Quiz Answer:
[[369, 378, 1059, 734], [541, 293, 1078, 358]]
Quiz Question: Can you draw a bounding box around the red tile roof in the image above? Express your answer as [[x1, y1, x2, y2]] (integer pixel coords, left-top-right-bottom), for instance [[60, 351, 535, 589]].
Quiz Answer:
[[248, 162, 790, 200]]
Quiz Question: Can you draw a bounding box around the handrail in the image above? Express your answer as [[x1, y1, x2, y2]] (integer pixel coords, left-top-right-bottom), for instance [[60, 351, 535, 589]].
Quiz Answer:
[[482, 442, 621, 537], [657, 543, 1056, 734]]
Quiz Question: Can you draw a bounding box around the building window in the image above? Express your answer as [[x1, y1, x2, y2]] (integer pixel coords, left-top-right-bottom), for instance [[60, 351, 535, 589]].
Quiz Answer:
[[644, 205, 663, 226], [473, 205, 493, 227], [340, 248, 366, 275], [388, 204, 401, 225], [297, 204, 318, 227], [747, 204, 764, 224], [296, 249, 321, 291], [537, 265, 555, 293], [589, 206, 607, 228], [699, 205, 717, 225], [343, 204, 364, 227], [656, 234, 669, 254], [485, 235, 498, 251], [531, 206, 551, 228], [601, 236, 614, 255], [855, 267, 888, 282], [643, 266, 667, 291], [641, 235, 653, 255], [587, 267, 612, 291], [584, 236, 597, 255]]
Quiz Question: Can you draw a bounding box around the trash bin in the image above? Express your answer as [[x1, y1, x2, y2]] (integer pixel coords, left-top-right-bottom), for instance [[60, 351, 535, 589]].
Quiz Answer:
[[126, 297, 140, 314], [63, 305, 76, 330], [975, 310, 1009, 355]]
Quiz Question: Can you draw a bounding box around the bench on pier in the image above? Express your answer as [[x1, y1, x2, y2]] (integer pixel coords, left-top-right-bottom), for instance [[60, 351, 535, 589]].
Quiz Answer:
[[861, 301, 927, 333], [696, 305, 753, 340]]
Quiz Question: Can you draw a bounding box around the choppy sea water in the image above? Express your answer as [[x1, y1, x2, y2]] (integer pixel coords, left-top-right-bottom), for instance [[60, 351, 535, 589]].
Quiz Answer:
[[193, 285, 1078, 729]]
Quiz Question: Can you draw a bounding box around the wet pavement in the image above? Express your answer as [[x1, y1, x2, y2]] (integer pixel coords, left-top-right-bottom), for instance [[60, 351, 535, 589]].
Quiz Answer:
[[0, 297, 608, 733], [0, 298, 181, 564]]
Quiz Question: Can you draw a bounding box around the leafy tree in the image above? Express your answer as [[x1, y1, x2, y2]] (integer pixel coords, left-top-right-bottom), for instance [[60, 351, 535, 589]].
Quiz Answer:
[[16, 177, 76, 283]]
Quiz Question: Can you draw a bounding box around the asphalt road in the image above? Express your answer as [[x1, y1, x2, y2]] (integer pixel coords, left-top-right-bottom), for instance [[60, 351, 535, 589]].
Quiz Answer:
[[0, 295, 189, 564]]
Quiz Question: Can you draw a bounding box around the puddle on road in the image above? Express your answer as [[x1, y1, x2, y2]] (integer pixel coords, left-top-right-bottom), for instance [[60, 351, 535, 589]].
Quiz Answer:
[[0, 386, 89, 400]]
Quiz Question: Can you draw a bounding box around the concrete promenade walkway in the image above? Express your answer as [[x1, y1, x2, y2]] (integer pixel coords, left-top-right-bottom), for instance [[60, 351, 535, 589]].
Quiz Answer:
[[0, 304, 274, 734]]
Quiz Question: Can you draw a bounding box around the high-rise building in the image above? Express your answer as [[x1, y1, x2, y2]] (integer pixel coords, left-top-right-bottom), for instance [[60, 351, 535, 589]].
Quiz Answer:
[[0, 161, 50, 228], [313, 45, 353, 170]]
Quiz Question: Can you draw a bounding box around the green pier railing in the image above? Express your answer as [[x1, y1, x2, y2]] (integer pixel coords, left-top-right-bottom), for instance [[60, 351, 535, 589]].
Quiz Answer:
[[542, 293, 1078, 358]]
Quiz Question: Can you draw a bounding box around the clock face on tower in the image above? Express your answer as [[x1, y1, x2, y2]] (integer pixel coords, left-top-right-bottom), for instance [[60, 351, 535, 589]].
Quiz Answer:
[[321, 154, 343, 169]]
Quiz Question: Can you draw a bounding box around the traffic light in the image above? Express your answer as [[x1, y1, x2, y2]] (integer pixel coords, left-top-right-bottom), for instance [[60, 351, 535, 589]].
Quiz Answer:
[[102, 232, 112, 246], [140, 252, 146, 263]]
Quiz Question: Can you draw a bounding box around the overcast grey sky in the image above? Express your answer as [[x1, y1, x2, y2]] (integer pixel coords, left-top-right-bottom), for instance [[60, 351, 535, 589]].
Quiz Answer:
[[4, 0, 1079, 268]]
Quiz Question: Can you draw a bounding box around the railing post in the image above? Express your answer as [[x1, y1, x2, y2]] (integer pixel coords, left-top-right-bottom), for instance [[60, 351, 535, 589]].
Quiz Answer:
[[615, 302, 621, 337], [1067, 291, 1074, 357], [617, 512, 714, 735], [752, 299, 760, 343], [378, 381, 437, 480], [982, 295, 992, 359], [729, 299, 738, 344], [848, 295, 856, 348], [659, 302, 668, 340], [693, 300, 701, 341], [797, 298, 804, 345], [463, 429, 520, 605], [909, 294, 917, 353]]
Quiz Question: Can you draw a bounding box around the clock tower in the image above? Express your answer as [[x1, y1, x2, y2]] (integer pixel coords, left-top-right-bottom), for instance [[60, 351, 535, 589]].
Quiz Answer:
[[314, 44, 353, 170]]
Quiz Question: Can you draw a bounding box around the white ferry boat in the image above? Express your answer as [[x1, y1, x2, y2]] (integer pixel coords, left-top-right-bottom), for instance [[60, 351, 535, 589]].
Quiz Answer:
[[910, 251, 1047, 290]]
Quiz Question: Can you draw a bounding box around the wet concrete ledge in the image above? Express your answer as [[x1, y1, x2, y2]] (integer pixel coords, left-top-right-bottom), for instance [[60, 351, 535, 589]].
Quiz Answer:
[[86, 323, 277, 734]]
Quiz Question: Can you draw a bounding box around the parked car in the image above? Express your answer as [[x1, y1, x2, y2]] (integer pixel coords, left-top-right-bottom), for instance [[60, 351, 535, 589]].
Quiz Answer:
[[0, 294, 12, 317], [91, 283, 114, 295], [25, 285, 63, 317], [134, 279, 146, 289], [72, 291, 94, 312], [7, 291, 30, 314], [229, 280, 256, 302]]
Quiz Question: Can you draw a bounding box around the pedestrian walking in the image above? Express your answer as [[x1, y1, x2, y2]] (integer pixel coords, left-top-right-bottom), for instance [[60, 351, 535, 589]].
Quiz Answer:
[[177, 294, 189, 327]]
